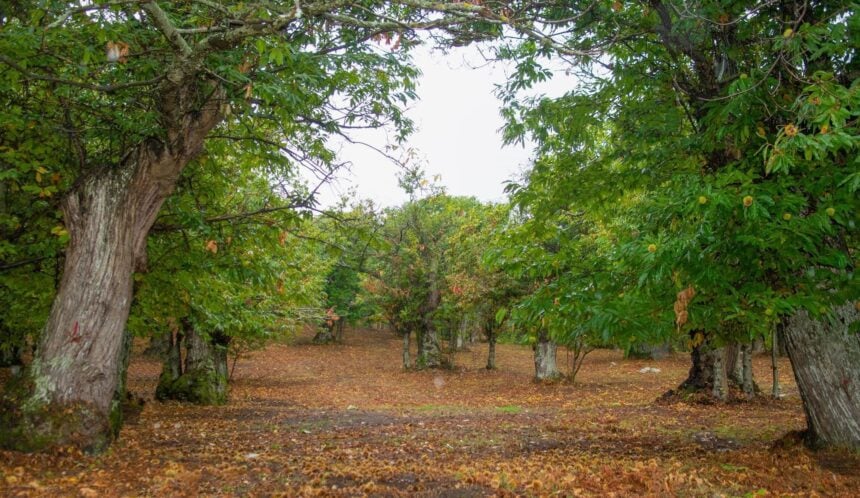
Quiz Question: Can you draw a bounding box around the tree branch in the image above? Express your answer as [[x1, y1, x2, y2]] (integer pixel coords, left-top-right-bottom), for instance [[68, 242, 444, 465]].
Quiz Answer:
[[140, 1, 193, 56]]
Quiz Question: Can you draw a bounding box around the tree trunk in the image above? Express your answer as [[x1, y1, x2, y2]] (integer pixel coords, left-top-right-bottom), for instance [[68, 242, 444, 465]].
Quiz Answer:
[[740, 343, 755, 397], [753, 337, 766, 355], [710, 346, 727, 401], [783, 303, 860, 450], [772, 322, 781, 399], [110, 329, 135, 438], [313, 326, 335, 344], [486, 326, 496, 370], [455, 316, 466, 351], [418, 327, 441, 368], [335, 319, 345, 342], [667, 330, 729, 400], [776, 324, 788, 357], [726, 343, 743, 385], [156, 321, 229, 405], [534, 329, 561, 381], [157, 329, 183, 391], [401, 331, 412, 370], [726, 341, 759, 396], [625, 342, 670, 360], [0, 85, 223, 453], [142, 334, 169, 358], [416, 288, 441, 369]]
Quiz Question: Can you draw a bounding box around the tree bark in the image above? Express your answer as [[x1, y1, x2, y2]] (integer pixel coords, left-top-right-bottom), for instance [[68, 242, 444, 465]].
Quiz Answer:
[[455, 316, 466, 351], [726, 343, 743, 385], [401, 331, 412, 370], [740, 343, 755, 396], [418, 327, 441, 368], [726, 341, 759, 396], [783, 303, 860, 450], [625, 342, 670, 360], [0, 84, 224, 453], [335, 319, 345, 342], [772, 322, 781, 399], [156, 321, 229, 405], [534, 329, 561, 381], [158, 329, 183, 388], [486, 325, 496, 370], [710, 346, 727, 401], [110, 329, 135, 438], [776, 324, 789, 357], [666, 330, 728, 400], [416, 288, 441, 369], [313, 326, 335, 344]]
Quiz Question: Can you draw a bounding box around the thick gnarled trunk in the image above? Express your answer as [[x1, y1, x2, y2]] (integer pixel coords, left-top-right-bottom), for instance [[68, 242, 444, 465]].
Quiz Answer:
[[417, 327, 441, 368], [784, 303, 860, 450], [416, 288, 441, 369], [0, 85, 223, 453], [157, 323, 229, 405], [666, 330, 728, 401], [534, 329, 561, 382]]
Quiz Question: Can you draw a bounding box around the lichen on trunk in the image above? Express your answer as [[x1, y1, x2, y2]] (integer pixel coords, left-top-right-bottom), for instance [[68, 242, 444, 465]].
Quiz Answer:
[[416, 328, 441, 369], [0, 84, 224, 452], [534, 329, 561, 382]]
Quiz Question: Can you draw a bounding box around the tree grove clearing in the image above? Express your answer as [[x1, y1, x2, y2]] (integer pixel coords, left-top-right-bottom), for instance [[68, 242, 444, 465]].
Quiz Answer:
[[2, 327, 857, 496]]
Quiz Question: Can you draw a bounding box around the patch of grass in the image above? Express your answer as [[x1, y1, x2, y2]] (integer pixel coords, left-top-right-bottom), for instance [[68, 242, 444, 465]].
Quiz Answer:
[[719, 463, 749, 472], [713, 424, 779, 442], [494, 405, 523, 414]]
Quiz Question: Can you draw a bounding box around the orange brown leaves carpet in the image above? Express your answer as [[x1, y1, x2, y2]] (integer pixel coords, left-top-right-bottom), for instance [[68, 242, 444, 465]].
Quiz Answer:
[[2, 328, 858, 496]]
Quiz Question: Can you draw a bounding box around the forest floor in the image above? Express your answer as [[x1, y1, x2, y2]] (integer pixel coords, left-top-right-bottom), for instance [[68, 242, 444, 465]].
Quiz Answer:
[[2, 328, 859, 497]]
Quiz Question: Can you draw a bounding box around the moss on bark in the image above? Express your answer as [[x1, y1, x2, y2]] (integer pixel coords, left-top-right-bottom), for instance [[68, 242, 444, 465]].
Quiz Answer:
[[155, 325, 228, 405], [0, 373, 111, 453], [156, 365, 227, 405]]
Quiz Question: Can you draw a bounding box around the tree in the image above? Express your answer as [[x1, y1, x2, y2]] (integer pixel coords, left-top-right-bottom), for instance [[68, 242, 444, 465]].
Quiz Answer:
[[497, 0, 859, 447], [445, 202, 522, 370], [0, 0, 506, 452], [312, 201, 381, 344], [128, 146, 327, 405], [362, 171, 497, 369]]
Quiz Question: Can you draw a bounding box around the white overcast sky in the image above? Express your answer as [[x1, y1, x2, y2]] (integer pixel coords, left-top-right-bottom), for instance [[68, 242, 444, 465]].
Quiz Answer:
[[308, 44, 573, 208]]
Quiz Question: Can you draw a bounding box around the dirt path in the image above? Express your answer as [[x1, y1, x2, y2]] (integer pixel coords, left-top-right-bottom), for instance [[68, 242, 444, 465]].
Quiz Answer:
[[2, 328, 858, 496]]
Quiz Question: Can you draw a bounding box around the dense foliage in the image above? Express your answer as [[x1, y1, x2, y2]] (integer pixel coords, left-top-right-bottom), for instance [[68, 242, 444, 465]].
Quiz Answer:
[[497, 0, 858, 345]]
